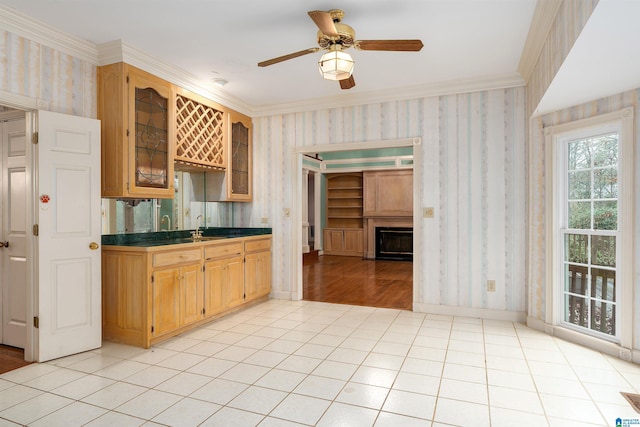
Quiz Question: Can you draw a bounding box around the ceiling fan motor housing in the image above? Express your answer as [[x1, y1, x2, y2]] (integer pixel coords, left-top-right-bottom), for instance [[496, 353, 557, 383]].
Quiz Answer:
[[316, 9, 356, 49], [317, 24, 356, 49]]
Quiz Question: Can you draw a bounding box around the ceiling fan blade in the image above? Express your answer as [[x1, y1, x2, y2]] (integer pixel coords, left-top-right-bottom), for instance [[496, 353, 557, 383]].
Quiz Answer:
[[357, 40, 424, 51], [308, 10, 339, 37], [339, 75, 355, 90], [258, 48, 319, 67]]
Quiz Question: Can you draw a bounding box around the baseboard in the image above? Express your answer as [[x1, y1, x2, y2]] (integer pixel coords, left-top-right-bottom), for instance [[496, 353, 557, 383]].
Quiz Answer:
[[413, 303, 526, 323], [527, 316, 638, 365], [270, 291, 293, 300]]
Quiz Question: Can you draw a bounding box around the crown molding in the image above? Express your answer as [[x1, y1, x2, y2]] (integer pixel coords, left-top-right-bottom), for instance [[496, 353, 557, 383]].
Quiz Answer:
[[250, 72, 526, 117], [0, 6, 253, 116], [96, 40, 253, 116], [0, 4, 98, 64], [518, 0, 563, 83]]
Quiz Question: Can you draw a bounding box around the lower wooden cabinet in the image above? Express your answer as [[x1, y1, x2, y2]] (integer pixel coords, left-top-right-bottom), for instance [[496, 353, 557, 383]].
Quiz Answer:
[[323, 228, 363, 257], [204, 242, 245, 315], [103, 235, 271, 348], [151, 267, 182, 337], [245, 238, 272, 302], [178, 263, 205, 326]]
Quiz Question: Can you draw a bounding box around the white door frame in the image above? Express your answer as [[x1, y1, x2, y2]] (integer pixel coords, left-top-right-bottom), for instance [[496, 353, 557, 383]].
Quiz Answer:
[[292, 137, 422, 306], [0, 89, 50, 362]]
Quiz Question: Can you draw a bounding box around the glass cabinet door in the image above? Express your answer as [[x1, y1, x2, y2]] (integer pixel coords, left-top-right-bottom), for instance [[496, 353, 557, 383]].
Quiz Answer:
[[231, 121, 249, 196], [135, 86, 169, 189]]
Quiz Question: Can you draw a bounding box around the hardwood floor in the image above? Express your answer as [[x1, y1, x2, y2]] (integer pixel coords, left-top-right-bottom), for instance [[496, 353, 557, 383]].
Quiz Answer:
[[303, 255, 413, 310], [0, 345, 30, 374]]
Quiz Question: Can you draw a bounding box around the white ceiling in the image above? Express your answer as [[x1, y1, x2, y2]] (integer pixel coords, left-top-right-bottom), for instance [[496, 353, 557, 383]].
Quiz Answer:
[[0, 0, 538, 109]]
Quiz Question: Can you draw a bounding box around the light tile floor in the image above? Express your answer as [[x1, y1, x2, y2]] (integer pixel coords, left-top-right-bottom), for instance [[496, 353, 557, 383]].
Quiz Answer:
[[1, 299, 639, 426]]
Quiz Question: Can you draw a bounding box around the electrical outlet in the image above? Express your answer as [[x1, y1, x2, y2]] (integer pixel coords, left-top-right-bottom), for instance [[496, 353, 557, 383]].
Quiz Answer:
[[283, 208, 290, 217], [261, 217, 269, 224], [423, 207, 434, 218], [487, 280, 496, 292]]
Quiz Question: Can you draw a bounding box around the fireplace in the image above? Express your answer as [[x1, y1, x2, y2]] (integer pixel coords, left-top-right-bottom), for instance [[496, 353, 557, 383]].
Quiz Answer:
[[375, 227, 413, 261]]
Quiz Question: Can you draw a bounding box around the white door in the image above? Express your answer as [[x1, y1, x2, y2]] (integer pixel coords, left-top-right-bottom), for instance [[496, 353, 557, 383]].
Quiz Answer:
[[1, 117, 27, 348], [36, 110, 101, 362]]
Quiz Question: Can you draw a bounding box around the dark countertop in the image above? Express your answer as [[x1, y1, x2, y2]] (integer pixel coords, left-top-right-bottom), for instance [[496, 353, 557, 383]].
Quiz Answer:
[[102, 227, 272, 247]]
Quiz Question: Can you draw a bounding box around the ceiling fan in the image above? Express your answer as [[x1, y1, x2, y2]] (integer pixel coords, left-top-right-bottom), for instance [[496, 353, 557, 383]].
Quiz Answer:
[[257, 9, 424, 90]]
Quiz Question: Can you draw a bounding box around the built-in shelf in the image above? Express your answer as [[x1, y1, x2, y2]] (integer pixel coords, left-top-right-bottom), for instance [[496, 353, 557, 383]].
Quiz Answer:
[[324, 173, 364, 256]]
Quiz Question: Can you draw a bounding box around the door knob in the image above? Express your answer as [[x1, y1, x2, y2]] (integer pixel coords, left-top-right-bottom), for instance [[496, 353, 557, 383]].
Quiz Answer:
[[89, 242, 99, 250], [0, 241, 8, 248]]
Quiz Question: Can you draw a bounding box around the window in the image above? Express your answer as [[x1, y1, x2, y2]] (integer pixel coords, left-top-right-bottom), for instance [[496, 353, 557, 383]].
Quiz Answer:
[[546, 108, 633, 345], [562, 132, 618, 336]]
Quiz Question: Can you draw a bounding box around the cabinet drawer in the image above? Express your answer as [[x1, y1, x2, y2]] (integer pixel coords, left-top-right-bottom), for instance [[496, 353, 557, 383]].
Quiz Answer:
[[153, 249, 201, 268], [204, 242, 243, 260], [245, 238, 271, 253]]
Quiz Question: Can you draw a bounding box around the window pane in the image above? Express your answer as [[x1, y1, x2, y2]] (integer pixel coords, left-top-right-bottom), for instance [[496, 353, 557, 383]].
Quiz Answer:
[[593, 168, 617, 198], [591, 267, 616, 302], [590, 300, 615, 335], [565, 294, 588, 327], [592, 134, 618, 167], [568, 140, 591, 170], [593, 200, 617, 230], [568, 201, 591, 229], [591, 236, 616, 268], [565, 233, 589, 263], [565, 263, 588, 296], [568, 170, 591, 199]]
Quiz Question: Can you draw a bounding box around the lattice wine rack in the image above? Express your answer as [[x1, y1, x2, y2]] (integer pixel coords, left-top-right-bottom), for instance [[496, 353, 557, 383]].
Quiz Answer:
[[175, 94, 225, 170]]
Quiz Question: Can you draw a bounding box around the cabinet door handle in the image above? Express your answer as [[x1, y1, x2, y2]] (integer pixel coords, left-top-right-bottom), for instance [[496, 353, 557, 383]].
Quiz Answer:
[[0, 241, 8, 248]]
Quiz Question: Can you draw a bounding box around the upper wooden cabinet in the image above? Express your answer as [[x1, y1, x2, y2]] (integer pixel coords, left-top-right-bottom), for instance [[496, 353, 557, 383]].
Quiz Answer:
[[227, 110, 252, 201], [174, 87, 226, 171], [98, 62, 175, 198], [363, 170, 413, 217]]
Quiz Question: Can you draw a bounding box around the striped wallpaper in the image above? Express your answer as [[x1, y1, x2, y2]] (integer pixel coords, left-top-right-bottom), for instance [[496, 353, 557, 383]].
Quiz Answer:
[[253, 88, 526, 315], [0, 30, 96, 118]]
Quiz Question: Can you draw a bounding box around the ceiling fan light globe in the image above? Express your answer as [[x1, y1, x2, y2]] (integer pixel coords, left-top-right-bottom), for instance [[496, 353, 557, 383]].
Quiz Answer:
[[318, 50, 354, 81]]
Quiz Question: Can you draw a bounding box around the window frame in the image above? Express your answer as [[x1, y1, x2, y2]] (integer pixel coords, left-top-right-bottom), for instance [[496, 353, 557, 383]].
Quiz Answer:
[[545, 107, 634, 347]]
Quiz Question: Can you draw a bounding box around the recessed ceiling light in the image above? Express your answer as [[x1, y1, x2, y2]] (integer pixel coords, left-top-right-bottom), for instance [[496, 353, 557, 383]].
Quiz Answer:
[[212, 78, 228, 87]]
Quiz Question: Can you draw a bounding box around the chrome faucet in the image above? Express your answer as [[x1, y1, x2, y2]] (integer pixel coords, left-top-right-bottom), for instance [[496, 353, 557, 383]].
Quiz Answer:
[[160, 215, 171, 231], [192, 214, 204, 240]]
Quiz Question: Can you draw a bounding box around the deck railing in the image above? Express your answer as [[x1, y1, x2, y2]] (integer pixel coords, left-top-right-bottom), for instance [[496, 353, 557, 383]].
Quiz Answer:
[[566, 264, 615, 335]]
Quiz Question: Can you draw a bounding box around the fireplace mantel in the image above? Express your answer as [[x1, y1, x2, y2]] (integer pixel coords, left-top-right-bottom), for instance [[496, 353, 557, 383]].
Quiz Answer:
[[364, 217, 413, 259]]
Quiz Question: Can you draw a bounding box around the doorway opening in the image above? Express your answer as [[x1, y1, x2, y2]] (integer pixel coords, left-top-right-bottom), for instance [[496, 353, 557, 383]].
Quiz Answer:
[[296, 138, 420, 311], [0, 107, 28, 370]]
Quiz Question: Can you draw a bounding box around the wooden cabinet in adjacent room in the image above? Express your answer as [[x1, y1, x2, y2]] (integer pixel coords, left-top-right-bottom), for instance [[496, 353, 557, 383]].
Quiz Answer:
[[363, 170, 413, 217], [323, 173, 364, 256], [98, 62, 175, 199], [323, 228, 364, 256]]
